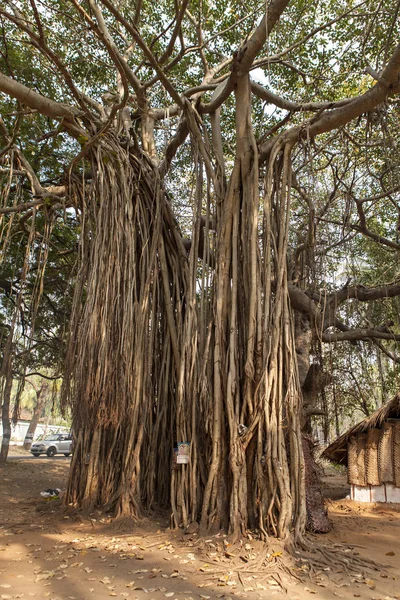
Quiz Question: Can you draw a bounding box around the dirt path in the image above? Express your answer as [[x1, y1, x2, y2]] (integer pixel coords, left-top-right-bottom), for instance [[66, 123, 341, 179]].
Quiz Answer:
[[0, 454, 399, 600]]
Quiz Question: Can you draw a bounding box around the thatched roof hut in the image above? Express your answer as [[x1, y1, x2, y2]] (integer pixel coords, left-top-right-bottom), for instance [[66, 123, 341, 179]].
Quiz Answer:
[[322, 393, 400, 465], [322, 394, 400, 503]]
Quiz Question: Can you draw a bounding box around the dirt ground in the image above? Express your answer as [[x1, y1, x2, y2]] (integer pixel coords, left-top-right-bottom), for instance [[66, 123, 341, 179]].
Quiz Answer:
[[0, 450, 399, 600]]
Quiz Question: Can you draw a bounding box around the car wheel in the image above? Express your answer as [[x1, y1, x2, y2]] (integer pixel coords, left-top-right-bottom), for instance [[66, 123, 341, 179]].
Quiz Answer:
[[64, 453, 71, 457], [32, 453, 40, 457], [46, 447, 57, 457]]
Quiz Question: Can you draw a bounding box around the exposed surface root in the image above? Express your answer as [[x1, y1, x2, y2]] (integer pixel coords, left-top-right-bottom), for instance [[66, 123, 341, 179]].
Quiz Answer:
[[295, 536, 384, 578], [182, 531, 388, 593]]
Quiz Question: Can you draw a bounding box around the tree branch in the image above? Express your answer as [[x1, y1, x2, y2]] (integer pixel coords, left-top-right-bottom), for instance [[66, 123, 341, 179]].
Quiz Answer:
[[159, 116, 189, 178], [259, 43, 400, 161], [328, 283, 400, 309], [308, 44, 400, 135], [253, 1, 368, 67], [322, 329, 400, 343], [0, 71, 82, 121], [0, 5, 100, 117], [71, 0, 142, 97], [0, 199, 58, 214], [251, 81, 353, 112], [99, 0, 182, 107], [199, 0, 291, 114], [159, 0, 190, 65], [287, 284, 320, 321], [351, 199, 400, 250], [24, 371, 62, 380], [372, 339, 400, 365]]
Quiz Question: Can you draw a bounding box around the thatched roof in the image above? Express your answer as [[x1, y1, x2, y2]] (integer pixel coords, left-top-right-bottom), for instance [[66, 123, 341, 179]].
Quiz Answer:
[[322, 393, 400, 465]]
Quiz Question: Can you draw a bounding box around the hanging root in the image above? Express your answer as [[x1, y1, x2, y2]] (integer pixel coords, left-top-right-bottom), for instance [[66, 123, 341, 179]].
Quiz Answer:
[[63, 133, 189, 518]]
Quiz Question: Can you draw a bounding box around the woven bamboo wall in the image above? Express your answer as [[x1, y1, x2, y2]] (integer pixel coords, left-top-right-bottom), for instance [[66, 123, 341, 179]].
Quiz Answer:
[[366, 428, 380, 485], [394, 422, 400, 488], [348, 434, 367, 486], [348, 436, 359, 485], [378, 422, 394, 483], [348, 421, 400, 488]]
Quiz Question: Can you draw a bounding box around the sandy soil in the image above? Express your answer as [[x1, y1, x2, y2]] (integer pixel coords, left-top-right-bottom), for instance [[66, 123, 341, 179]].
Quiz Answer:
[[0, 452, 399, 600]]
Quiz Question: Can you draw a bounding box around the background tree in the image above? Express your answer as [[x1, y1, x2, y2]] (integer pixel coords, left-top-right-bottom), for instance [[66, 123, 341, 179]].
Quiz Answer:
[[0, 0, 399, 545], [20, 374, 67, 449], [0, 142, 77, 460]]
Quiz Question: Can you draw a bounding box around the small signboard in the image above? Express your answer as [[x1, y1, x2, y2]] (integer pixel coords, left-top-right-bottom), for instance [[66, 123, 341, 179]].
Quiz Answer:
[[176, 442, 190, 464]]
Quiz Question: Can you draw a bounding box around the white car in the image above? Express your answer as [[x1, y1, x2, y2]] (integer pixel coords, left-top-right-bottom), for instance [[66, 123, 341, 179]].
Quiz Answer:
[[30, 433, 73, 457]]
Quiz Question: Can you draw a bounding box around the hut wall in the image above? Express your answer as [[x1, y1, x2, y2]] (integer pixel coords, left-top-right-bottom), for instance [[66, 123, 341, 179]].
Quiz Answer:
[[386, 483, 400, 503], [370, 485, 386, 502], [378, 422, 394, 483], [347, 436, 358, 485], [347, 420, 400, 501], [347, 434, 367, 486], [351, 484, 400, 503], [366, 428, 380, 485], [394, 422, 400, 488]]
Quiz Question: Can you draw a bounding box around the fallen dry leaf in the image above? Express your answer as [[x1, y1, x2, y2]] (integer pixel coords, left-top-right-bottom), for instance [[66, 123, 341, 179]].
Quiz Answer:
[[36, 571, 55, 581]]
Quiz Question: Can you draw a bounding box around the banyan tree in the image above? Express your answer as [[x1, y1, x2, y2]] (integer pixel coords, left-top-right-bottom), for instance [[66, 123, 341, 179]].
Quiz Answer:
[[1, 0, 400, 543]]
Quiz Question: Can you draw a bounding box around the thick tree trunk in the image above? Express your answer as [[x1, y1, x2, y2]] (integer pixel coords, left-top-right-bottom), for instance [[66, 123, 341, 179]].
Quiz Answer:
[[62, 89, 311, 542], [302, 434, 331, 533], [63, 114, 310, 541], [293, 311, 331, 531], [198, 76, 307, 541]]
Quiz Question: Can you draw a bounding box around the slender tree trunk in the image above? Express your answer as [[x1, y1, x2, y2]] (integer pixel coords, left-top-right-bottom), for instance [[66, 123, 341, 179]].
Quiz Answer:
[[333, 385, 340, 438], [23, 383, 47, 450], [0, 332, 14, 464]]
